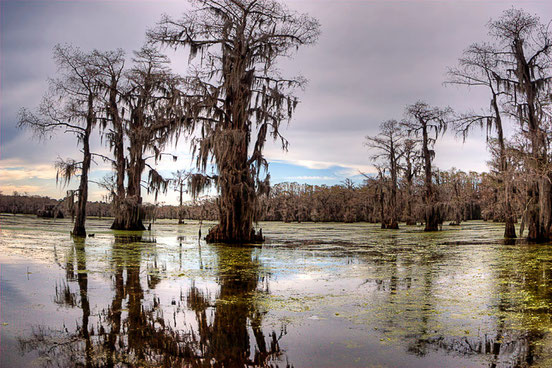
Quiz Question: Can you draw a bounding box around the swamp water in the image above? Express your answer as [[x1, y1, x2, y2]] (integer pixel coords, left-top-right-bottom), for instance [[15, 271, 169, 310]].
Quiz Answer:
[[1, 214, 552, 367]]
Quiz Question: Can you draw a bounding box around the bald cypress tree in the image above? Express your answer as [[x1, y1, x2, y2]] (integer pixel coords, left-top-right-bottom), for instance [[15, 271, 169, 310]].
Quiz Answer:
[[19, 45, 101, 237], [488, 8, 552, 241], [403, 102, 451, 231], [446, 43, 517, 238], [365, 120, 404, 229], [109, 47, 183, 230], [149, 0, 320, 243]]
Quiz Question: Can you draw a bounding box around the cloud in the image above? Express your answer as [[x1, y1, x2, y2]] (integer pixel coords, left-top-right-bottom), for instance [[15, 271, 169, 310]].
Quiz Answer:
[[285, 175, 336, 181], [2, 0, 551, 205], [0, 184, 42, 194], [0, 159, 58, 181]]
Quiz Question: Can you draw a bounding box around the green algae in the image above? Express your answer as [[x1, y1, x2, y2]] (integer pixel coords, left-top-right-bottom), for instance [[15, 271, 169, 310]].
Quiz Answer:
[[3, 215, 552, 366]]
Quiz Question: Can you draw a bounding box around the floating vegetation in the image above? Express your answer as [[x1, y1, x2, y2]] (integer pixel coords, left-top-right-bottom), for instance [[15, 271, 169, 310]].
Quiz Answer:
[[2, 215, 552, 366]]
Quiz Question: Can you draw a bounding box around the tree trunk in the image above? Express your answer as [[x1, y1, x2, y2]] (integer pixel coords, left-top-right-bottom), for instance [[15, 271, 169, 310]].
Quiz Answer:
[[504, 218, 516, 239], [72, 141, 90, 237], [425, 205, 441, 231], [111, 137, 145, 231], [109, 75, 128, 231], [388, 141, 399, 229], [205, 153, 263, 243], [405, 166, 416, 225], [513, 39, 549, 242], [206, 40, 262, 244], [504, 179, 517, 239], [533, 177, 552, 241], [493, 96, 516, 239], [72, 95, 93, 237], [178, 182, 185, 224], [379, 184, 386, 229], [421, 122, 440, 231]]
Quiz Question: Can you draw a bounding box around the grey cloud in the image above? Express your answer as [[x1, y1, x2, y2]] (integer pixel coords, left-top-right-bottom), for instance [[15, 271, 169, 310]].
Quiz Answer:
[[1, 0, 551, 195]]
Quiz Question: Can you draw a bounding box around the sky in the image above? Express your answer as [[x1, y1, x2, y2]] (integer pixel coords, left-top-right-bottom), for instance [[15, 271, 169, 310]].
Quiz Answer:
[[1, 0, 551, 205]]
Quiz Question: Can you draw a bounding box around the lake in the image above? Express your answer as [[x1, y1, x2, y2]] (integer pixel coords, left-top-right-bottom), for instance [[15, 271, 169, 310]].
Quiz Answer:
[[1, 214, 551, 367]]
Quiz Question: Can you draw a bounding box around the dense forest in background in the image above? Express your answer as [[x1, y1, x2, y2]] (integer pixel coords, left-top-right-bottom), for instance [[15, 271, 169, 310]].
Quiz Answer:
[[1, 165, 495, 225]]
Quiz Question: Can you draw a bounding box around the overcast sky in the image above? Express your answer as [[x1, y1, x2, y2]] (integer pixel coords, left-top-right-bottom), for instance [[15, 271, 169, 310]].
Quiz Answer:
[[1, 0, 551, 204]]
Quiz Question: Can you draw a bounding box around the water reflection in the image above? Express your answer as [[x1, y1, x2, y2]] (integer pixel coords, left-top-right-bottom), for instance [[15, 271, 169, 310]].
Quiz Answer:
[[190, 246, 284, 366], [19, 235, 289, 367], [360, 237, 552, 367], [20, 237, 93, 367], [6, 219, 552, 366]]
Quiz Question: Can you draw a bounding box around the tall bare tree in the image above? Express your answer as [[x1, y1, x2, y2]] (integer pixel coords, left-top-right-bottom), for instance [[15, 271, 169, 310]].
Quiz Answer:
[[19, 44, 101, 237], [403, 102, 452, 231], [446, 43, 517, 238], [171, 170, 189, 224], [366, 120, 403, 229], [401, 138, 421, 225], [489, 8, 552, 241], [148, 0, 320, 243]]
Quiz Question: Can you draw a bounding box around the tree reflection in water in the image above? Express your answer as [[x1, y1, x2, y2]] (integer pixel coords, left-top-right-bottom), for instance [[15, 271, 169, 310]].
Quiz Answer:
[[19, 235, 290, 367], [367, 238, 552, 367]]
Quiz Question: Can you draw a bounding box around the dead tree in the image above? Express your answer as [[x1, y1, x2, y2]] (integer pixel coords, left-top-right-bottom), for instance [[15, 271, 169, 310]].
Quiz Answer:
[[489, 8, 552, 241], [148, 0, 320, 243], [171, 170, 189, 224], [18, 45, 101, 237], [401, 138, 421, 225], [365, 120, 404, 229], [403, 102, 452, 231], [446, 43, 517, 238]]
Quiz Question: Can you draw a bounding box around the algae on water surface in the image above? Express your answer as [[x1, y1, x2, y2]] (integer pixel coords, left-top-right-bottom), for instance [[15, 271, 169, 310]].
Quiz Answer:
[[1, 214, 552, 367]]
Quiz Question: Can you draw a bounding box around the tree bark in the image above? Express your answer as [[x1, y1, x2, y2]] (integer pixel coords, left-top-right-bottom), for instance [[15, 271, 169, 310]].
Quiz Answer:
[[405, 155, 416, 225], [205, 151, 263, 243], [491, 95, 517, 239], [205, 32, 263, 244], [388, 140, 399, 229], [72, 95, 93, 237], [178, 182, 185, 224], [111, 115, 146, 231], [512, 39, 549, 241], [421, 121, 440, 231], [108, 74, 130, 231]]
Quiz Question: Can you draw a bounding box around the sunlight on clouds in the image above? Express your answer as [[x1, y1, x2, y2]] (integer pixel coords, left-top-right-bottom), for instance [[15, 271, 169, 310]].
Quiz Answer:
[[0, 184, 42, 194], [285, 175, 336, 181], [0, 160, 58, 181], [271, 158, 375, 176]]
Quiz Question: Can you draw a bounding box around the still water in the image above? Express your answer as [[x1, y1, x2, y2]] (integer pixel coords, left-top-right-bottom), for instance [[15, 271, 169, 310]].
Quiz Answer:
[[1, 214, 552, 367]]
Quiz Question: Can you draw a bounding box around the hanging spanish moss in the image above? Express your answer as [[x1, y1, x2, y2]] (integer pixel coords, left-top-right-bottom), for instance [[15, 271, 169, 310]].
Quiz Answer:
[[489, 9, 552, 241], [109, 47, 183, 231], [18, 45, 100, 238], [149, 0, 320, 243], [403, 102, 452, 232]]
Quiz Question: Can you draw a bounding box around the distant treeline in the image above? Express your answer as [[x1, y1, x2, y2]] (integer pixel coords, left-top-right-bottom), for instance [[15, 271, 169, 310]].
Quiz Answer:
[[258, 169, 483, 224], [0, 193, 111, 218], [2, 167, 497, 224]]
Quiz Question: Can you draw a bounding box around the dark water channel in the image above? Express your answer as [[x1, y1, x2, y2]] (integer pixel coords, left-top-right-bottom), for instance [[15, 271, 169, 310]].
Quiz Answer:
[[1, 214, 552, 367]]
